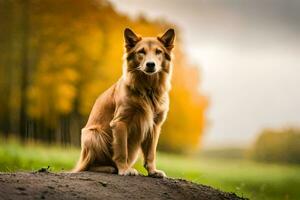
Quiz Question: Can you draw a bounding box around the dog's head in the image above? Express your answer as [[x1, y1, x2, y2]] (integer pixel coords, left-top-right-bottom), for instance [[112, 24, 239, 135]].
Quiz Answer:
[[124, 28, 175, 75]]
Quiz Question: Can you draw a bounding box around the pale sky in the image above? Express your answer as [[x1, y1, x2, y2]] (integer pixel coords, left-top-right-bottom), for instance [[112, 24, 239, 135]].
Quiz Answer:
[[109, 0, 300, 148]]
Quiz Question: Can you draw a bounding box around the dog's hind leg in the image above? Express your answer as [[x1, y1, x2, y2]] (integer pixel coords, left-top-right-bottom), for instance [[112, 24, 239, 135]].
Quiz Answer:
[[72, 145, 93, 172], [73, 126, 111, 172]]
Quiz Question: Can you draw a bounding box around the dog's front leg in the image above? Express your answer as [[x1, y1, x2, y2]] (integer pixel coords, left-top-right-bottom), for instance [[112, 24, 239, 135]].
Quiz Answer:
[[142, 125, 166, 178], [111, 121, 138, 176]]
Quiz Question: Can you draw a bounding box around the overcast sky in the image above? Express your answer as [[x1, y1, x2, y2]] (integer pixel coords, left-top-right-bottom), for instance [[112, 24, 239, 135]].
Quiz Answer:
[[109, 0, 300, 148]]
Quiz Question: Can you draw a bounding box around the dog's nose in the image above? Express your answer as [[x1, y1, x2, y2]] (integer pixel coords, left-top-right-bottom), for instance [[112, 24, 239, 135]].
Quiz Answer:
[[146, 62, 156, 72]]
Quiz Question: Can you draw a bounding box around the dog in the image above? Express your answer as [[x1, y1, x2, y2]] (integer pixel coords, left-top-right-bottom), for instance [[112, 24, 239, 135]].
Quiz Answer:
[[73, 28, 175, 178]]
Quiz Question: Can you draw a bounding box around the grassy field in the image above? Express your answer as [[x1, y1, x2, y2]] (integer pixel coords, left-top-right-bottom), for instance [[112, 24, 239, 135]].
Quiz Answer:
[[0, 140, 299, 200]]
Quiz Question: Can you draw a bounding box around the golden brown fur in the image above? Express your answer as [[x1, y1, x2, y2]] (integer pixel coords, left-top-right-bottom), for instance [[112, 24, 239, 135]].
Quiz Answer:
[[73, 28, 175, 178]]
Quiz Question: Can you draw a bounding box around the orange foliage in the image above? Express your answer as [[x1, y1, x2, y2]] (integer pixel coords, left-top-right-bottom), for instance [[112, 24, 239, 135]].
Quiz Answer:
[[0, 0, 208, 152]]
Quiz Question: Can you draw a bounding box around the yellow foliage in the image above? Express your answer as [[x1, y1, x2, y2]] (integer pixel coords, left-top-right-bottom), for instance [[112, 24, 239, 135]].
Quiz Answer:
[[16, 0, 208, 151]]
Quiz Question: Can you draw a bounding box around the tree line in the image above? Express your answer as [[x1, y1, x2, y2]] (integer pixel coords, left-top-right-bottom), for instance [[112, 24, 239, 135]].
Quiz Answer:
[[0, 0, 208, 152]]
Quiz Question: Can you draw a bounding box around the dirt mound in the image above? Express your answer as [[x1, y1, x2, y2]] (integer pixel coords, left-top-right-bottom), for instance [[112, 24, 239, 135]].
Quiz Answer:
[[0, 172, 246, 200]]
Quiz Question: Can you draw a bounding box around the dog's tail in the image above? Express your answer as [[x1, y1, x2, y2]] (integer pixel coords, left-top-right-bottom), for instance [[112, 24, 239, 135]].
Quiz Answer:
[[72, 147, 92, 172]]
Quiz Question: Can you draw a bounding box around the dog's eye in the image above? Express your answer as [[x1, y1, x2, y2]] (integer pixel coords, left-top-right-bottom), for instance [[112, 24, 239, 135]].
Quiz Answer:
[[156, 49, 162, 55], [137, 49, 146, 55]]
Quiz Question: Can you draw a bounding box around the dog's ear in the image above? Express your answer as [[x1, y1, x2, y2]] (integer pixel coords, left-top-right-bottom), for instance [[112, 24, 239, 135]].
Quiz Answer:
[[124, 28, 141, 51], [158, 29, 175, 50]]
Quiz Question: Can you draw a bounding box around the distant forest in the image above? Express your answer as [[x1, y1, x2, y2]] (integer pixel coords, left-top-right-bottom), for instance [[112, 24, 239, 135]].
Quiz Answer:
[[0, 0, 207, 153]]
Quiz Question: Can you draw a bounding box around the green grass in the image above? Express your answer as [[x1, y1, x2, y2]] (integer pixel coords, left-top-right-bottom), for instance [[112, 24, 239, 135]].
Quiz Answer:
[[0, 140, 299, 200], [153, 153, 300, 200], [0, 139, 79, 172]]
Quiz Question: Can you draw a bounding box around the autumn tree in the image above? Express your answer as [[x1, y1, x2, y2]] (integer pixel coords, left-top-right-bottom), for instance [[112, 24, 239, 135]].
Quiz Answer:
[[0, 0, 208, 152]]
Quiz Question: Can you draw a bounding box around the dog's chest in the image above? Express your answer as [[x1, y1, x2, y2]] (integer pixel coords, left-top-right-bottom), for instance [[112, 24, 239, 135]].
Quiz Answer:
[[130, 93, 167, 140], [114, 86, 169, 138], [145, 90, 168, 116]]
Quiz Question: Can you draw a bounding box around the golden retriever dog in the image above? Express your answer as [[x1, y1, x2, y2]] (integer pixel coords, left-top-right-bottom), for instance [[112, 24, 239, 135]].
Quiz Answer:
[[73, 28, 175, 178]]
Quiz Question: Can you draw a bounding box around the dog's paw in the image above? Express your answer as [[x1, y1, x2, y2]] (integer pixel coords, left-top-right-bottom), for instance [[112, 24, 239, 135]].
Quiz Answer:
[[148, 169, 166, 178], [118, 168, 139, 176]]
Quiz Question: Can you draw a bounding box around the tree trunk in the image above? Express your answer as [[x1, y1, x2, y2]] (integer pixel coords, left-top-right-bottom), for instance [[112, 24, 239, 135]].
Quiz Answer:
[[19, 0, 30, 141]]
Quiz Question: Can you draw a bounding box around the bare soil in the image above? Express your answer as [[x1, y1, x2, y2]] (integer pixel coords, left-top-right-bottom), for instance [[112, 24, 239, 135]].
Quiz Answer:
[[0, 171, 246, 200]]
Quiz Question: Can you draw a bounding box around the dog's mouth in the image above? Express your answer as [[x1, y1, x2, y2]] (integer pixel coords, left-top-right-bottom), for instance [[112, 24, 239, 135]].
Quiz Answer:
[[143, 69, 158, 75], [143, 65, 160, 75], [145, 68, 156, 73], [134, 65, 159, 75]]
